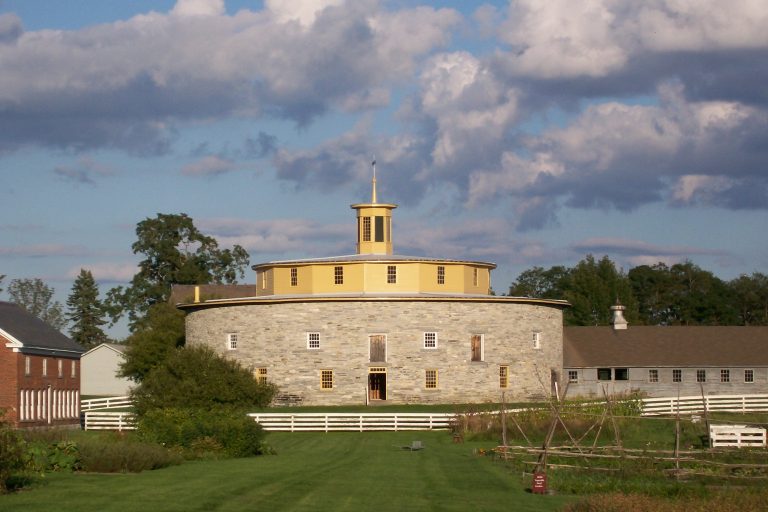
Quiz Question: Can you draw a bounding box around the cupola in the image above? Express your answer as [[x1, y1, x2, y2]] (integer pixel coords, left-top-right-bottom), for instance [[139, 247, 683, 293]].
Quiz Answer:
[[350, 160, 397, 255]]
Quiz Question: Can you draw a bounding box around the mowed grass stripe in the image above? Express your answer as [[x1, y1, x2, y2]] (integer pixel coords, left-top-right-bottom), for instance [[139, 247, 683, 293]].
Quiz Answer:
[[1, 431, 574, 512]]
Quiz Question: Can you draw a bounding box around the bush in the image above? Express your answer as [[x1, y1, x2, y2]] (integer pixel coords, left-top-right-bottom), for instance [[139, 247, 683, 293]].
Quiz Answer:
[[564, 489, 768, 512], [137, 407, 268, 458], [0, 412, 27, 493], [76, 434, 183, 472], [132, 345, 277, 416]]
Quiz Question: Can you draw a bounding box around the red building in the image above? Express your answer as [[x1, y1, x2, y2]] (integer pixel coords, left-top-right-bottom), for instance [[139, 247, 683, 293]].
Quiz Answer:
[[0, 301, 84, 427]]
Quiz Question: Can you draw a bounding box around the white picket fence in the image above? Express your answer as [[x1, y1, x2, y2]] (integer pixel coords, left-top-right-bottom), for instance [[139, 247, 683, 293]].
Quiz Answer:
[[81, 395, 132, 412], [80, 393, 768, 433], [83, 411, 136, 431], [709, 424, 767, 448], [247, 412, 454, 432], [640, 394, 768, 416]]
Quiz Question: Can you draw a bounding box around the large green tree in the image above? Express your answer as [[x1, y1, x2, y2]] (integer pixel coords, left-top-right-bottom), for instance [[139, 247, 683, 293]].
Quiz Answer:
[[729, 272, 768, 325], [8, 278, 66, 331], [562, 255, 637, 326], [66, 269, 109, 350], [0, 274, 5, 294], [107, 212, 249, 328], [119, 302, 186, 383], [508, 265, 570, 299]]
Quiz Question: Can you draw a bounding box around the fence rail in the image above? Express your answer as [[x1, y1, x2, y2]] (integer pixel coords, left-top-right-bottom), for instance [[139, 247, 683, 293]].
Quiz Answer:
[[83, 411, 136, 431], [247, 412, 454, 432], [640, 394, 768, 416], [81, 395, 132, 411]]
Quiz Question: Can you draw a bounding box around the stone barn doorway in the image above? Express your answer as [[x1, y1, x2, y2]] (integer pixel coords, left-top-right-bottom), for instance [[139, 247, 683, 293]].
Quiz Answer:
[[368, 367, 387, 401]]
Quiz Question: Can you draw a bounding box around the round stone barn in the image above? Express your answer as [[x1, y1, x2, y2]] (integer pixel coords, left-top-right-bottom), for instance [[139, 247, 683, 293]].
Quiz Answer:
[[181, 177, 568, 406]]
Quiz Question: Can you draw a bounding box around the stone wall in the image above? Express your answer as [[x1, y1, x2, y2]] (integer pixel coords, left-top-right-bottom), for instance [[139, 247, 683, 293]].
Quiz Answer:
[[185, 299, 564, 405]]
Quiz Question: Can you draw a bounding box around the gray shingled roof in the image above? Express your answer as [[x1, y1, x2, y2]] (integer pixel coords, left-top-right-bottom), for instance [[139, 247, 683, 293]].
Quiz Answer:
[[0, 301, 84, 356], [564, 326, 768, 368]]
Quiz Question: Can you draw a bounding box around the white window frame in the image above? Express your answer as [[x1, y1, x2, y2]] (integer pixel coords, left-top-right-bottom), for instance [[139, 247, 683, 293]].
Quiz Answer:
[[745, 369, 754, 383], [720, 369, 730, 383], [307, 332, 321, 350], [58, 359, 63, 378], [532, 331, 542, 350], [696, 369, 706, 382], [71, 360, 76, 378], [499, 366, 509, 388], [25, 356, 31, 376], [568, 370, 578, 383], [672, 369, 682, 383], [648, 369, 659, 383], [423, 332, 438, 349], [227, 333, 239, 350], [42, 358, 48, 377]]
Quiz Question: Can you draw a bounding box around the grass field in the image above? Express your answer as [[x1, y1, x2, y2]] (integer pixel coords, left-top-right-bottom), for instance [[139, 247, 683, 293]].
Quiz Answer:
[[0, 430, 575, 512]]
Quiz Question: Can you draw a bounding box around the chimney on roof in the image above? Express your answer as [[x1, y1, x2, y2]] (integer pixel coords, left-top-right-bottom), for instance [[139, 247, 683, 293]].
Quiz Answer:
[[610, 300, 628, 330]]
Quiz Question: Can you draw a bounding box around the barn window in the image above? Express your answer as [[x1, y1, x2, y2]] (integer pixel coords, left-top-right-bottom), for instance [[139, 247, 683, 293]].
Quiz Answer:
[[362, 217, 371, 242], [42, 359, 48, 377], [470, 334, 483, 362], [334, 266, 343, 285], [25, 356, 31, 376], [374, 216, 384, 242], [437, 266, 445, 285], [720, 369, 730, 383], [745, 369, 754, 383], [568, 370, 578, 383], [532, 332, 542, 350], [499, 366, 509, 388], [672, 369, 682, 382], [227, 333, 238, 350], [387, 265, 397, 284], [614, 368, 629, 381], [425, 369, 438, 389], [423, 332, 437, 349], [473, 268, 478, 286], [58, 360, 63, 378], [696, 369, 706, 382], [321, 370, 334, 389], [71, 360, 76, 378], [597, 368, 611, 381], [648, 369, 658, 383], [290, 267, 298, 287], [256, 368, 268, 385], [307, 332, 320, 349]]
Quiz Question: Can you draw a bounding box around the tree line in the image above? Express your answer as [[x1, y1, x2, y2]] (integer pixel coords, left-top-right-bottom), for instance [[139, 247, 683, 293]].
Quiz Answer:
[[508, 255, 768, 326]]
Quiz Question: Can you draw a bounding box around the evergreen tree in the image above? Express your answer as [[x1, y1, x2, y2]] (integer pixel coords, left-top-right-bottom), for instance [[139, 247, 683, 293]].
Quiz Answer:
[[8, 278, 66, 331], [66, 269, 109, 349]]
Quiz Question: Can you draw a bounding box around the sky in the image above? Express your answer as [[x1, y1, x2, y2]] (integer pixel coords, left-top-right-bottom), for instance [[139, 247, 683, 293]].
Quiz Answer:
[[1, 0, 767, 339]]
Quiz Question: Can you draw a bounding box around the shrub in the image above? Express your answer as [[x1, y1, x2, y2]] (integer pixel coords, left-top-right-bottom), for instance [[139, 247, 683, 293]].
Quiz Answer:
[[132, 345, 277, 416], [76, 434, 183, 473], [0, 412, 27, 493], [136, 407, 267, 458]]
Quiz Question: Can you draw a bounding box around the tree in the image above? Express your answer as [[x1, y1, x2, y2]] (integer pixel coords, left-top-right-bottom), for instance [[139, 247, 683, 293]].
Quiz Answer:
[[108, 213, 249, 328], [729, 272, 768, 325], [508, 266, 569, 298], [66, 269, 109, 350], [132, 345, 277, 417], [628, 263, 678, 325], [119, 302, 186, 383], [0, 274, 5, 294], [8, 278, 66, 331], [668, 261, 736, 325], [562, 255, 637, 326]]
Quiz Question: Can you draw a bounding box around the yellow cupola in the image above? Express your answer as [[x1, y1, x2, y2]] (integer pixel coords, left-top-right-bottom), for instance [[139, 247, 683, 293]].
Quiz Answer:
[[350, 160, 396, 255]]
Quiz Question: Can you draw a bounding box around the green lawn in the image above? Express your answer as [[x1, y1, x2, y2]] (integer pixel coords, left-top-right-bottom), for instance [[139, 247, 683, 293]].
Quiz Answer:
[[2, 431, 575, 512]]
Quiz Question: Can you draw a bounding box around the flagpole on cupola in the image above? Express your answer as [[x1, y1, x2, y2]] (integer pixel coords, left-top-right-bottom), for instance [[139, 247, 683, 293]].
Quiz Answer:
[[371, 156, 377, 204]]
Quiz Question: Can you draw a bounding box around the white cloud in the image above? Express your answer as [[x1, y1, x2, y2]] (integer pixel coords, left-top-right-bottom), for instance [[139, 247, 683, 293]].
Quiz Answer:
[[181, 155, 237, 177], [265, 0, 345, 27], [171, 0, 225, 17], [671, 175, 734, 204]]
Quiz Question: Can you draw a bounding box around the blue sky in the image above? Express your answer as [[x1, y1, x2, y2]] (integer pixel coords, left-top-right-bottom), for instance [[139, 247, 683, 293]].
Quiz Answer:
[[1, 0, 767, 339]]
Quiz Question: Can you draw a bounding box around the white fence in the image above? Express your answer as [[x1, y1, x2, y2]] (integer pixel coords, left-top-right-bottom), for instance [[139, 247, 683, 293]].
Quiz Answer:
[[709, 424, 767, 448], [641, 394, 768, 416], [83, 411, 136, 431], [81, 395, 132, 412], [247, 412, 454, 432]]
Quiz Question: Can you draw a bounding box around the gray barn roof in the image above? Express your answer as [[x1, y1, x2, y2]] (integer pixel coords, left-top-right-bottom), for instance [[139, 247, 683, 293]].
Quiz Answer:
[[564, 326, 768, 368], [0, 301, 84, 357]]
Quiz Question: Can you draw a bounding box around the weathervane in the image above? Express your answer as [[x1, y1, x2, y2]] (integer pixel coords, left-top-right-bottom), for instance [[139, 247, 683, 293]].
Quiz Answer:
[[371, 155, 378, 203]]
